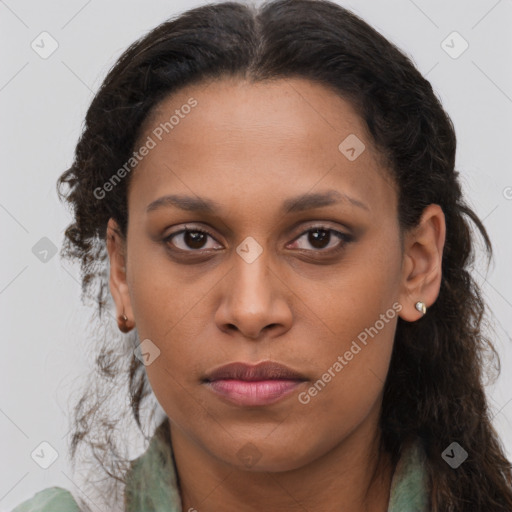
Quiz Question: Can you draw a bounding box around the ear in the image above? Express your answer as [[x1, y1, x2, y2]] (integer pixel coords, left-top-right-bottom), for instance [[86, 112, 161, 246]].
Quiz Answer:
[[106, 218, 135, 333], [398, 204, 446, 322]]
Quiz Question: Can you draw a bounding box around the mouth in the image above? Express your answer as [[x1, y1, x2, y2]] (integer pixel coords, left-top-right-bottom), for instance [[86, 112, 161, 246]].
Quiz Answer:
[[202, 361, 308, 407]]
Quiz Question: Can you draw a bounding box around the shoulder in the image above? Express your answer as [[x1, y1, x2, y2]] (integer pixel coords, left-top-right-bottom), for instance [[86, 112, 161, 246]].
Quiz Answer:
[[11, 487, 81, 512]]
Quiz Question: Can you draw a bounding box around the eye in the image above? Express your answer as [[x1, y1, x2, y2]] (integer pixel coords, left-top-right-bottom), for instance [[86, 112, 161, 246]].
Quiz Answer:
[[163, 226, 221, 252], [288, 226, 352, 252], [162, 224, 353, 255]]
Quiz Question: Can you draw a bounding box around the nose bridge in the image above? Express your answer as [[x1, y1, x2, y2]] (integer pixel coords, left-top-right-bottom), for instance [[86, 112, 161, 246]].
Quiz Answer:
[[231, 236, 272, 308]]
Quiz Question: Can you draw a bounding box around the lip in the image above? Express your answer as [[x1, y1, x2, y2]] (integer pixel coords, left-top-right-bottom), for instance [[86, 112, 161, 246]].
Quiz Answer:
[[203, 361, 307, 382], [202, 361, 307, 407]]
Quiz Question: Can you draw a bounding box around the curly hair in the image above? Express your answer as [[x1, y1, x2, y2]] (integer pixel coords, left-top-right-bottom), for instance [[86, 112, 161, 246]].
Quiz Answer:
[[56, 0, 512, 510]]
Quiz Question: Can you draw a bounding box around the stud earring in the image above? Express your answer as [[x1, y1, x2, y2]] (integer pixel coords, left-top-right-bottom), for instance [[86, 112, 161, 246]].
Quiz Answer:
[[118, 312, 130, 333], [415, 301, 427, 315]]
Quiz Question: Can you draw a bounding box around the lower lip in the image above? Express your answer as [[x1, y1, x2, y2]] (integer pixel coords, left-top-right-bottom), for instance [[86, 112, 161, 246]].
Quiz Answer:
[[204, 379, 304, 406]]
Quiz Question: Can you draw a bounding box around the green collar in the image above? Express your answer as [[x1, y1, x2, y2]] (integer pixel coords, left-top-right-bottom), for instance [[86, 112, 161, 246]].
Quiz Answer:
[[125, 421, 429, 512]]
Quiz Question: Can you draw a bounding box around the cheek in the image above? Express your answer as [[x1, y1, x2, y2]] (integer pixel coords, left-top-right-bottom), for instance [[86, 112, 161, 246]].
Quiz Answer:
[[295, 308, 397, 450], [138, 313, 209, 428], [126, 238, 189, 339], [299, 233, 402, 346], [126, 261, 214, 423], [294, 235, 401, 420]]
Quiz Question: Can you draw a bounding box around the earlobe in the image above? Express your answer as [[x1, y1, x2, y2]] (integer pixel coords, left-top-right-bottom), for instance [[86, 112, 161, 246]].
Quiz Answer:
[[106, 218, 136, 333], [398, 204, 446, 322]]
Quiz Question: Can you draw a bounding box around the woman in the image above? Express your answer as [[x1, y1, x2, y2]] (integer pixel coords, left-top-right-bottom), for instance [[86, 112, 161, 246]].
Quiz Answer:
[[12, 0, 512, 510]]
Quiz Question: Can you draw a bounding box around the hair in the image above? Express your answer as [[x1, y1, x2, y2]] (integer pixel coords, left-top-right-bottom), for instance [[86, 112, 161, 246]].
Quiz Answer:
[[56, 0, 512, 510]]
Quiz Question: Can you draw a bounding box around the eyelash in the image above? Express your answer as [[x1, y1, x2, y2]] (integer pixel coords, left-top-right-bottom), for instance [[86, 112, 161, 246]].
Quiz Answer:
[[162, 224, 353, 256]]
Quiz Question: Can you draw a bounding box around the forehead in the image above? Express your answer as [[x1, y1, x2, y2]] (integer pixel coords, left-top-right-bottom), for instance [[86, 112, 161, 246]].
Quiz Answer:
[[128, 77, 396, 218], [137, 77, 373, 159]]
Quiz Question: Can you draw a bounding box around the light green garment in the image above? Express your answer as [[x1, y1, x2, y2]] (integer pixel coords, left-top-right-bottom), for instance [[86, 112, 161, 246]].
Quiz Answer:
[[11, 487, 81, 512], [12, 421, 429, 511]]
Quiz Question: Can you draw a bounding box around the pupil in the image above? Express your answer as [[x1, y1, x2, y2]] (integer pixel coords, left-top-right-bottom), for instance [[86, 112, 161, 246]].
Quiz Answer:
[[309, 229, 330, 249], [185, 231, 206, 249]]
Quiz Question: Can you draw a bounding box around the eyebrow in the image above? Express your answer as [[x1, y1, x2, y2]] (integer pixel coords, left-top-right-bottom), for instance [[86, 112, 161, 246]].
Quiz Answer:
[[146, 190, 369, 214]]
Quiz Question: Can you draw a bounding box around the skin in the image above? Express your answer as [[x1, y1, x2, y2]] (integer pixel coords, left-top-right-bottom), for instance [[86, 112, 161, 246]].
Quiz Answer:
[[106, 77, 445, 512]]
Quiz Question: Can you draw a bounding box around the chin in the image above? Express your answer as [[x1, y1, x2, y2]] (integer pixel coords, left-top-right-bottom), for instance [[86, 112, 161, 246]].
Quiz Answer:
[[222, 440, 318, 473]]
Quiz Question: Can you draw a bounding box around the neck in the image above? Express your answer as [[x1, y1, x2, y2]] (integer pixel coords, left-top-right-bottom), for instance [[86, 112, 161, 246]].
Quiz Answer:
[[169, 410, 395, 512]]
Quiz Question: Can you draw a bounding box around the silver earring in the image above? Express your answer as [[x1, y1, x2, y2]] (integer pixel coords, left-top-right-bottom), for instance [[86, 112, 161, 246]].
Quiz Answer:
[[415, 301, 427, 315], [121, 313, 128, 322]]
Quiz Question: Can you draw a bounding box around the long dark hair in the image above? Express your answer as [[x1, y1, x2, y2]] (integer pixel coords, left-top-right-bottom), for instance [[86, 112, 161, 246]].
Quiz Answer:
[[57, 0, 512, 510]]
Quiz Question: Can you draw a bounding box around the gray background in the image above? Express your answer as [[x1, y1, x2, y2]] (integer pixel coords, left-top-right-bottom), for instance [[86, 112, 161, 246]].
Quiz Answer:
[[1, 0, 511, 510]]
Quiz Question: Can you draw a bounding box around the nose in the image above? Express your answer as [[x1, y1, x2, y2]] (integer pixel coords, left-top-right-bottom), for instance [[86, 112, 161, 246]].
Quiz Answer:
[[214, 247, 293, 340]]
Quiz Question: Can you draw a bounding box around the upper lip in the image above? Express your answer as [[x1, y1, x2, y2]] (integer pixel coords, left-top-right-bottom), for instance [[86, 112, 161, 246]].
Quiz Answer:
[[203, 361, 307, 382]]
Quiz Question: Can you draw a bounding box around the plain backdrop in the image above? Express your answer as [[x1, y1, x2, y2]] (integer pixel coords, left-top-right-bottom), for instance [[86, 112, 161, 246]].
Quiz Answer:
[[1, 0, 511, 510]]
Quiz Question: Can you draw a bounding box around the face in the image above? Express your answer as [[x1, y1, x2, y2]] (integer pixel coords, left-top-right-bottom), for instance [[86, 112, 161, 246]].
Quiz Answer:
[[108, 77, 416, 472]]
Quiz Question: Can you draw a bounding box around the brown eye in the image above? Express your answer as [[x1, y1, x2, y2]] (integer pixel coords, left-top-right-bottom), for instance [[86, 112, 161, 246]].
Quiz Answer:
[[289, 226, 352, 252], [307, 228, 331, 249], [163, 227, 221, 252]]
